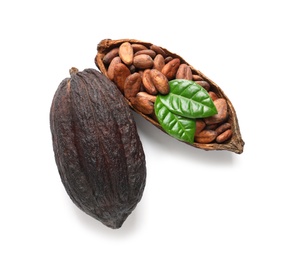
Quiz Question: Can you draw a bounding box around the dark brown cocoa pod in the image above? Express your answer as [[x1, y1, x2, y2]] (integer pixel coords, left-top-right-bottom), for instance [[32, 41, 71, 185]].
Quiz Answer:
[[96, 39, 244, 154], [50, 68, 146, 229]]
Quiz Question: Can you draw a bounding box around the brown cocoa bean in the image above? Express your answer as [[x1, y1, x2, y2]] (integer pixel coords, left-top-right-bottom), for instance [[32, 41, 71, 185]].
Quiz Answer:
[[129, 96, 154, 115], [133, 54, 154, 69], [161, 58, 180, 80], [107, 56, 121, 80], [164, 56, 173, 63], [153, 54, 165, 71], [134, 49, 156, 59], [113, 63, 131, 93], [208, 91, 218, 101], [204, 98, 228, 125], [142, 69, 158, 95], [136, 91, 157, 103], [195, 119, 206, 136], [150, 69, 170, 95], [215, 122, 231, 135], [205, 123, 219, 130], [124, 72, 142, 99], [195, 130, 217, 144], [176, 64, 193, 80], [192, 74, 204, 81], [216, 129, 232, 143], [150, 44, 166, 57], [103, 47, 119, 65], [119, 41, 134, 66], [132, 43, 148, 52], [195, 81, 211, 91]]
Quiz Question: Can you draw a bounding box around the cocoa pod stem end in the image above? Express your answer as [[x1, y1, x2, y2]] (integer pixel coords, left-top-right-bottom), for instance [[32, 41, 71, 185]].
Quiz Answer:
[[69, 67, 79, 76]]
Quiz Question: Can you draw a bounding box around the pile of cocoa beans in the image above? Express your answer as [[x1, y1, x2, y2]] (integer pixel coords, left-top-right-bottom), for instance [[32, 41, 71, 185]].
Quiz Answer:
[[100, 41, 232, 144]]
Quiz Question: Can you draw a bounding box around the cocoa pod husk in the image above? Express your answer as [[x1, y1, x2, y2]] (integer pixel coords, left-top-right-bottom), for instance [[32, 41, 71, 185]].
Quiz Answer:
[[95, 39, 244, 154], [50, 68, 146, 229]]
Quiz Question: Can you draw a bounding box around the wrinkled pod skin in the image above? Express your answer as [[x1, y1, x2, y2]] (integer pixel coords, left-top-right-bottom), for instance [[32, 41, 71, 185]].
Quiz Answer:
[[50, 68, 146, 229]]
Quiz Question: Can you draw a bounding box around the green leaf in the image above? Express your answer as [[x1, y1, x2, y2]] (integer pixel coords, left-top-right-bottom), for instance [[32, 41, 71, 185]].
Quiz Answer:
[[158, 79, 217, 119], [154, 96, 196, 144]]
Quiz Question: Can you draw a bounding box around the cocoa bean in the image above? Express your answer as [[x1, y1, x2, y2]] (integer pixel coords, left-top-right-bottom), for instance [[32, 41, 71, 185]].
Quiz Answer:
[[215, 122, 231, 135], [192, 74, 203, 81], [216, 129, 232, 143], [195, 119, 206, 136], [150, 44, 166, 57], [208, 91, 218, 101], [124, 72, 142, 99], [103, 47, 119, 65], [164, 56, 173, 63], [129, 96, 154, 115], [134, 49, 156, 58], [204, 98, 228, 125], [113, 63, 131, 93], [195, 81, 211, 91], [153, 54, 165, 71], [176, 64, 193, 80], [119, 41, 133, 66], [150, 69, 170, 95], [132, 43, 148, 52], [142, 69, 158, 95], [136, 91, 157, 103], [205, 123, 219, 130], [195, 130, 217, 144], [161, 58, 180, 80], [133, 54, 154, 69], [107, 56, 121, 80]]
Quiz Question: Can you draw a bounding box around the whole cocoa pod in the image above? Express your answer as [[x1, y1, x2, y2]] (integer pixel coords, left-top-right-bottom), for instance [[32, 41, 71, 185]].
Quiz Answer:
[[50, 68, 146, 229]]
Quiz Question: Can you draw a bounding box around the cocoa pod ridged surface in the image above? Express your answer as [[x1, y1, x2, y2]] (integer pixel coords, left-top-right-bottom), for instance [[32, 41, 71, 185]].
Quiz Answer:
[[95, 39, 244, 154], [50, 68, 146, 229]]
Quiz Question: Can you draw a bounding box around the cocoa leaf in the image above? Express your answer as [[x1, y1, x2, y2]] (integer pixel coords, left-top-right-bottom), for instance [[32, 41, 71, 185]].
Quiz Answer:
[[154, 96, 196, 144], [158, 79, 218, 119]]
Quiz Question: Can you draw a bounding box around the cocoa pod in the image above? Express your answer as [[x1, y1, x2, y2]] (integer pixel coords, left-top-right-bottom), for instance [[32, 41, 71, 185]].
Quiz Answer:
[[50, 68, 146, 229], [96, 39, 244, 154]]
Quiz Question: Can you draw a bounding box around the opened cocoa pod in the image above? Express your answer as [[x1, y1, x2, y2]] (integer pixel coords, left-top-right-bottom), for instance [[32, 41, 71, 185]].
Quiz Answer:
[[50, 68, 146, 229], [95, 39, 244, 154]]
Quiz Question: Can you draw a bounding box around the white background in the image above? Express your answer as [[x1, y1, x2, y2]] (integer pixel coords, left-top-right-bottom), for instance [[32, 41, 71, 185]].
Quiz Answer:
[[1, 0, 290, 259]]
